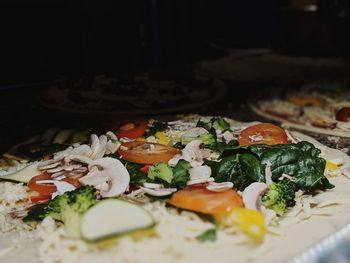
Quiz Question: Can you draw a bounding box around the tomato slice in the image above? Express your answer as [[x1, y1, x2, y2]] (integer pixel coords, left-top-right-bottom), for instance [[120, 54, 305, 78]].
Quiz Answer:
[[238, 123, 288, 146], [118, 141, 180, 165], [139, 165, 151, 174], [169, 185, 243, 214], [115, 120, 148, 139], [30, 192, 51, 203], [336, 107, 350, 122], [28, 172, 57, 196]]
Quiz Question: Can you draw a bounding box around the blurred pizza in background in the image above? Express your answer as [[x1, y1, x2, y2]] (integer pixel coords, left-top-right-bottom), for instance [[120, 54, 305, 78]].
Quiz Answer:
[[250, 81, 350, 138], [40, 73, 227, 116]]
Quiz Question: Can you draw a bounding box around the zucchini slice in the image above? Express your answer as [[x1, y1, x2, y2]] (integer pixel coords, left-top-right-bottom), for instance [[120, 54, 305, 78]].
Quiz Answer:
[[0, 162, 40, 183], [81, 199, 155, 242]]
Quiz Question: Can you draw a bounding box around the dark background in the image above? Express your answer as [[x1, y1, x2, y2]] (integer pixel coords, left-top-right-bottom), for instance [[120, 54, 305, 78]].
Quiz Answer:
[[1, 0, 349, 83], [0, 0, 350, 152]]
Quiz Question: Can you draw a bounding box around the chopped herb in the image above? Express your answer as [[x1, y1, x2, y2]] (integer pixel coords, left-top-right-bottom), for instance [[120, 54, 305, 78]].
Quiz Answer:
[[170, 159, 191, 189], [196, 228, 217, 242]]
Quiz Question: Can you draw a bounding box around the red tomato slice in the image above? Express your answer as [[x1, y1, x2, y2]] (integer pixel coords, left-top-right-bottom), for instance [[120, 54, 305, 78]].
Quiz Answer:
[[336, 107, 350, 122], [139, 165, 151, 174], [30, 192, 51, 203], [118, 141, 180, 165], [169, 185, 243, 214], [28, 172, 57, 196], [238, 123, 288, 146], [115, 120, 148, 139]]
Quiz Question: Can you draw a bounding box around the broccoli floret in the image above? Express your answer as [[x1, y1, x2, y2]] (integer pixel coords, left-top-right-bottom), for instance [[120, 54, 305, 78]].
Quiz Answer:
[[24, 186, 97, 238], [261, 180, 296, 216], [211, 117, 230, 132], [181, 133, 216, 146], [196, 117, 230, 132], [148, 162, 173, 183]]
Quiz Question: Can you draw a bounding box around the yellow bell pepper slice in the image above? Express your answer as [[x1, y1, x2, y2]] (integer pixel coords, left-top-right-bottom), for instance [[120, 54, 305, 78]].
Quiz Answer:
[[215, 208, 266, 242], [326, 161, 338, 170], [155, 132, 169, 145]]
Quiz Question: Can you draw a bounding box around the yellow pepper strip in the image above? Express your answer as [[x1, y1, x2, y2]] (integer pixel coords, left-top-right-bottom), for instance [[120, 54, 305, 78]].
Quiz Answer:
[[155, 132, 169, 145], [287, 95, 322, 107], [135, 137, 147, 142], [215, 208, 266, 242], [326, 161, 338, 170]]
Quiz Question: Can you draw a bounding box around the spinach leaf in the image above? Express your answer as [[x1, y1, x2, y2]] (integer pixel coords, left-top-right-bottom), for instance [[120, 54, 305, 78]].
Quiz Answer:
[[170, 160, 191, 189], [123, 161, 154, 186], [196, 228, 217, 242], [145, 121, 168, 137], [208, 140, 239, 155], [255, 142, 332, 192], [210, 141, 332, 193], [213, 154, 259, 191]]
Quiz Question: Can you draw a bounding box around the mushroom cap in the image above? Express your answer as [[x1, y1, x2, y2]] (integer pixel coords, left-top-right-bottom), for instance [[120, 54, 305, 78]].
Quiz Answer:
[[81, 157, 130, 198], [242, 182, 268, 211]]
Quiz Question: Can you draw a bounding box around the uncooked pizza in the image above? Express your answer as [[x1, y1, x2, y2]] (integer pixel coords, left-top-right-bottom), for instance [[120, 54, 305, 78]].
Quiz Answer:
[[1, 115, 350, 263], [250, 82, 350, 137], [40, 74, 227, 115]]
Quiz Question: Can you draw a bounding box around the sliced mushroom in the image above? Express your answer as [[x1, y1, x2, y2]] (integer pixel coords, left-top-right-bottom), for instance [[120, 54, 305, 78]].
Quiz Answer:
[[38, 160, 61, 170], [37, 158, 63, 170], [53, 146, 74, 160], [172, 139, 210, 167], [64, 155, 92, 165], [206, 182, 233, 192], [69, 144, 93, 157], [89, 135, 108, 160], [187, 177, 214, 185], [264, 161, 273, 185], [79, 157, 130, 198], [140, 186, 177, 197], [242, 182, 268, 211], [105, 131, 120, 154], [143, 183, 164, 189], [189, 165, 211, 180]]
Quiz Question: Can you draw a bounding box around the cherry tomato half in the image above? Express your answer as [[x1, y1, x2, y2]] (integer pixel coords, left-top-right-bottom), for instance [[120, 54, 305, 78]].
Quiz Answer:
[[169, 185, 243, 214], [115, 120, 148, 139], [28, 172, 57, 196], [118, 141, 180, 164], [238, 123, 289, 146], [336, 107, 350, 122]]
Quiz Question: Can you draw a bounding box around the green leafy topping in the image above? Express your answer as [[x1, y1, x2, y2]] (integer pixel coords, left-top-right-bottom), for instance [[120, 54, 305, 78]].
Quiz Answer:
[[145, 121, 168, 137], [208, 141, 332, 193], [208, 140, 239, 155], [123, 161, 154, 185], [211, 117, 230, 132], [262, 180, 296, 216], [249, 141, 333, 192], [196, 228, 217, 242], [148, 162, 173, 183], [169, 160, 191, 189], [208, 154, 263, 191], [196, 116, 230, 132]]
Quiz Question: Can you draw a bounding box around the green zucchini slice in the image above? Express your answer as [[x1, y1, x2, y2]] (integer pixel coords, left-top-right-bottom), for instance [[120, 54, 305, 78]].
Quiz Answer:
[[81, 199, 155, 242]]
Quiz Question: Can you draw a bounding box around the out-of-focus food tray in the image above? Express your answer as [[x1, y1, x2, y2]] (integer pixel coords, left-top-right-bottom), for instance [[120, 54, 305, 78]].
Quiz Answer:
[[291, 223, 350, 263]]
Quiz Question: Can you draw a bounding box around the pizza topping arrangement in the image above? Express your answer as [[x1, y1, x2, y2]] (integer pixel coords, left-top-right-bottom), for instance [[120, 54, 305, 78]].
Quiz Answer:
[[1, 115, 350, 262]]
